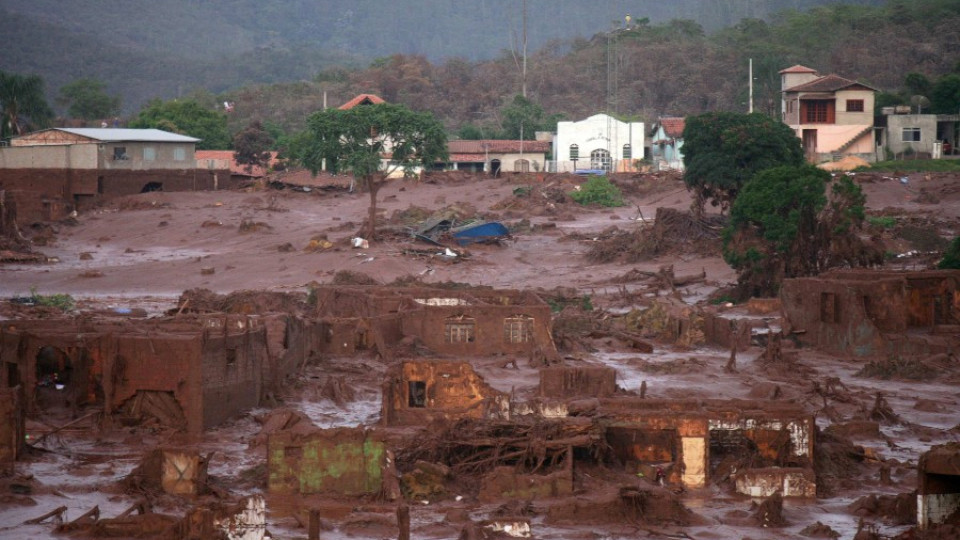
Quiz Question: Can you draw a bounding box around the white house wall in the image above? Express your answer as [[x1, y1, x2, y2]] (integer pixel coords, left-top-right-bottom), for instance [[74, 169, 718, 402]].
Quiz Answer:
[[554, 114, 644, 173]]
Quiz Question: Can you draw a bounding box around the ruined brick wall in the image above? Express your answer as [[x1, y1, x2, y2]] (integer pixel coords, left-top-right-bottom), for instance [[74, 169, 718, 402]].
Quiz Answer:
[[539, 366, 617, 398], [0, 168, 230, 222], [260, 315, 322, 396], [701, 312, 756, 350], [383, 360, 508, 425], [782, 271, 960, 357], [111, 333, 204, 433], [268, 428, 386, 495], [781, 276, 903, 357], [199, 319, 266, 430], [0, 386, 24, 470]]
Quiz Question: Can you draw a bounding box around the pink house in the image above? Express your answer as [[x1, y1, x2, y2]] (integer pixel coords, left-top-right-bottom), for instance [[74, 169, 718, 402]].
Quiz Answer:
[[780, 65, 880, 164]]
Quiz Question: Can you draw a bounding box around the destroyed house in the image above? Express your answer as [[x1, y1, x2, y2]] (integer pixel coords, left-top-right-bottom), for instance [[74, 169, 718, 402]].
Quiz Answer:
[[597, 399, 815, 494], [918, 443, 960, 529], [311, 286, 557, 359], [0, 315, 267, 434], [781, 270, 960, 357], [267, 427, 388, 496], [382, 360, 510, 425]]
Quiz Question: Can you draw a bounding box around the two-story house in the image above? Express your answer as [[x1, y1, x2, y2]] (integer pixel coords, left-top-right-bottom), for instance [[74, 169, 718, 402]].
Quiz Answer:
[[780, 65, 880, 164]]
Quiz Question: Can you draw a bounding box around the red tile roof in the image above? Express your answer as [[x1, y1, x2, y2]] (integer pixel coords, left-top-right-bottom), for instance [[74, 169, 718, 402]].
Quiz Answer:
[[657, 117, 686, 138], [447, 139, 551, 155], [779, 64, 818, 74], [784, 74, 878, 93], [195, 150, 278, 177], [338, 94, 386, 110]]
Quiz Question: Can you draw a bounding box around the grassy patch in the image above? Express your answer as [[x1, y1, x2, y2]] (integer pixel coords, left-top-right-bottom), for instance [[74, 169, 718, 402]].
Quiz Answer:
[[866, 215, 897, 229], [30, 288, 76, 312], [569, 176, 625, 207]]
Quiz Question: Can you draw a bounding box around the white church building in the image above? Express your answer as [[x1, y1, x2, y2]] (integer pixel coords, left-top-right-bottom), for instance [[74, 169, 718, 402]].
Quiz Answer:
[[552, 113, 645, 173]]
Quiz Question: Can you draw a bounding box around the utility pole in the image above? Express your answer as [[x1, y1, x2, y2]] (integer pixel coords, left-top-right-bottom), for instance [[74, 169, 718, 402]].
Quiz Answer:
[[749, 58, 754, 114], [521, 0, 527, 98]]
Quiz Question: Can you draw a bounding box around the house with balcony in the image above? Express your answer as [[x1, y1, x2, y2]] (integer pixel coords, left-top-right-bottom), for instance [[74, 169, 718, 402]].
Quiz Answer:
[[780, 65, 880, 164]]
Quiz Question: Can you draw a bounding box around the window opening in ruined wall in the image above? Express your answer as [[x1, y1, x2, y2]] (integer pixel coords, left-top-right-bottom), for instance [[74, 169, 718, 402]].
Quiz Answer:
[[226, 348, 237, 366], [113, 147, 128, 160], [408, 381, 426, 407], [445, 315, 476, 343], [504, 315, 534, 343]]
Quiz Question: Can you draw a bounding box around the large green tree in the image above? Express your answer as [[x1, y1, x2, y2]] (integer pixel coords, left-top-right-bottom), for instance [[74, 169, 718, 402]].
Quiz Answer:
[[129, 99, 230, 150], [302, 103, 447, 240], [233, 120, 274, 174], [682, 112, 804, 215], [722, 165, 879, 297], [57, 78, 121, 122], [0, 70, 54, 140]]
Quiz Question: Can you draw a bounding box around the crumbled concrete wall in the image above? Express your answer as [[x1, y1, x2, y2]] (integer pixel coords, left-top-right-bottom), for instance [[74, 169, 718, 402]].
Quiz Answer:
[[479, 467, 573, 502], [539, 366, 616, 399], [781, 270, 960, 357], [0, 168, 230, 222], [918, 443, 960, 529], [268, 428, 386, 496], [0, 316, 268, 435], [312, 287, 557, 360], [0, 386, 23, 469], [383, 360, 509, 425], [735, 467, 817, 498], [127, 447, 210, 496]]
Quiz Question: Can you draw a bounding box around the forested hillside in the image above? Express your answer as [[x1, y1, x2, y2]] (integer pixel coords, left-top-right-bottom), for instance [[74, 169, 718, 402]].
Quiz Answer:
[[217, 0, 960, 139], [2, 0, 885, 111]]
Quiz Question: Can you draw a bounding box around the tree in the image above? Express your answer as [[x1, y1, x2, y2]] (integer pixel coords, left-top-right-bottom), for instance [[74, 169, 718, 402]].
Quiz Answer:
[[682, 112, 804, 215], [129, 99, 230, 150], [56, 78, 120, 122], [301, 103, 447, 240], [931, 74, 960, 114], [233, 121, 274, 173], [500, 94, 558, 140], [722, 165, 880, 297], [0, 70, 53, 140], [939, 237, 960, 269]]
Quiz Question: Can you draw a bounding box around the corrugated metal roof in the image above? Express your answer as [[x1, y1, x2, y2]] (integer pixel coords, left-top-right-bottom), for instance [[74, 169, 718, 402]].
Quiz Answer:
[[56, 128, 201, 143]]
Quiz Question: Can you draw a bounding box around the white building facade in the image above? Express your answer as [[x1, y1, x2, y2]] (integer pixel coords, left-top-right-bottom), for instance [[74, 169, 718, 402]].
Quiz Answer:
[[552, 114, 644, 173]]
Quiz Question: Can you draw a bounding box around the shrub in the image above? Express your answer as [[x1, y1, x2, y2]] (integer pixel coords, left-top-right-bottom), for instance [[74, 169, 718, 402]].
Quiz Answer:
[[30, 287, 75, 312], [569, 176, 624, 207], [939, 237, 960, 269]]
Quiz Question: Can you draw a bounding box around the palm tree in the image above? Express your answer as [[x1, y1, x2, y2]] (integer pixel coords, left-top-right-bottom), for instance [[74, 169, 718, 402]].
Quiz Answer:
[[0, 70, 54, 140]]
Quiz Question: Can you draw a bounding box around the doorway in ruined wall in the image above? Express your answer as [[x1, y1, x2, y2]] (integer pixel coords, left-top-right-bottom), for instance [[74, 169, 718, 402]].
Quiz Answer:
[[34, 346, 95, 417], [140, 182, 163, 193], [606, 428, 678, 474]]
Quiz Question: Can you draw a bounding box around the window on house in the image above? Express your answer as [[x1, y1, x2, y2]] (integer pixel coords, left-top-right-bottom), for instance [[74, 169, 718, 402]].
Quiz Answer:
[[113, 147, 128, 160], [504, 315, 534, 344], [820, 292, 839, 323], [787, 100, 794, 113], [590, 148, 611, 171], [408, 381, 426, 408], [623, 144, 632, 161], [903, 127, 921, 142], [173, 147, 185, 161], [514, 159, 530, 172], [846, 99, 865, 112], [805, 101, 830, 123], [143, 147, 156, 161], [569, 144, 579, 160], [444, 316, 476, 344]]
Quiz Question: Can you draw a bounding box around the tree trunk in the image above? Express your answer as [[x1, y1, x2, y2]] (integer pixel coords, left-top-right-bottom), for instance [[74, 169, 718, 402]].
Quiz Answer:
[[367, 176, 381, 241]]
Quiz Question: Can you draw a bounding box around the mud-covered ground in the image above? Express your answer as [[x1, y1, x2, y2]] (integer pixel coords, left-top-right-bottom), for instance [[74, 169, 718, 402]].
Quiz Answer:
[[1, 170, 959, 539]]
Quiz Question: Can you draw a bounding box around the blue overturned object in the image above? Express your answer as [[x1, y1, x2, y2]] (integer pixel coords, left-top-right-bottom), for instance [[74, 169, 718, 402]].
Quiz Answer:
[[451, 221, 510, 246]]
